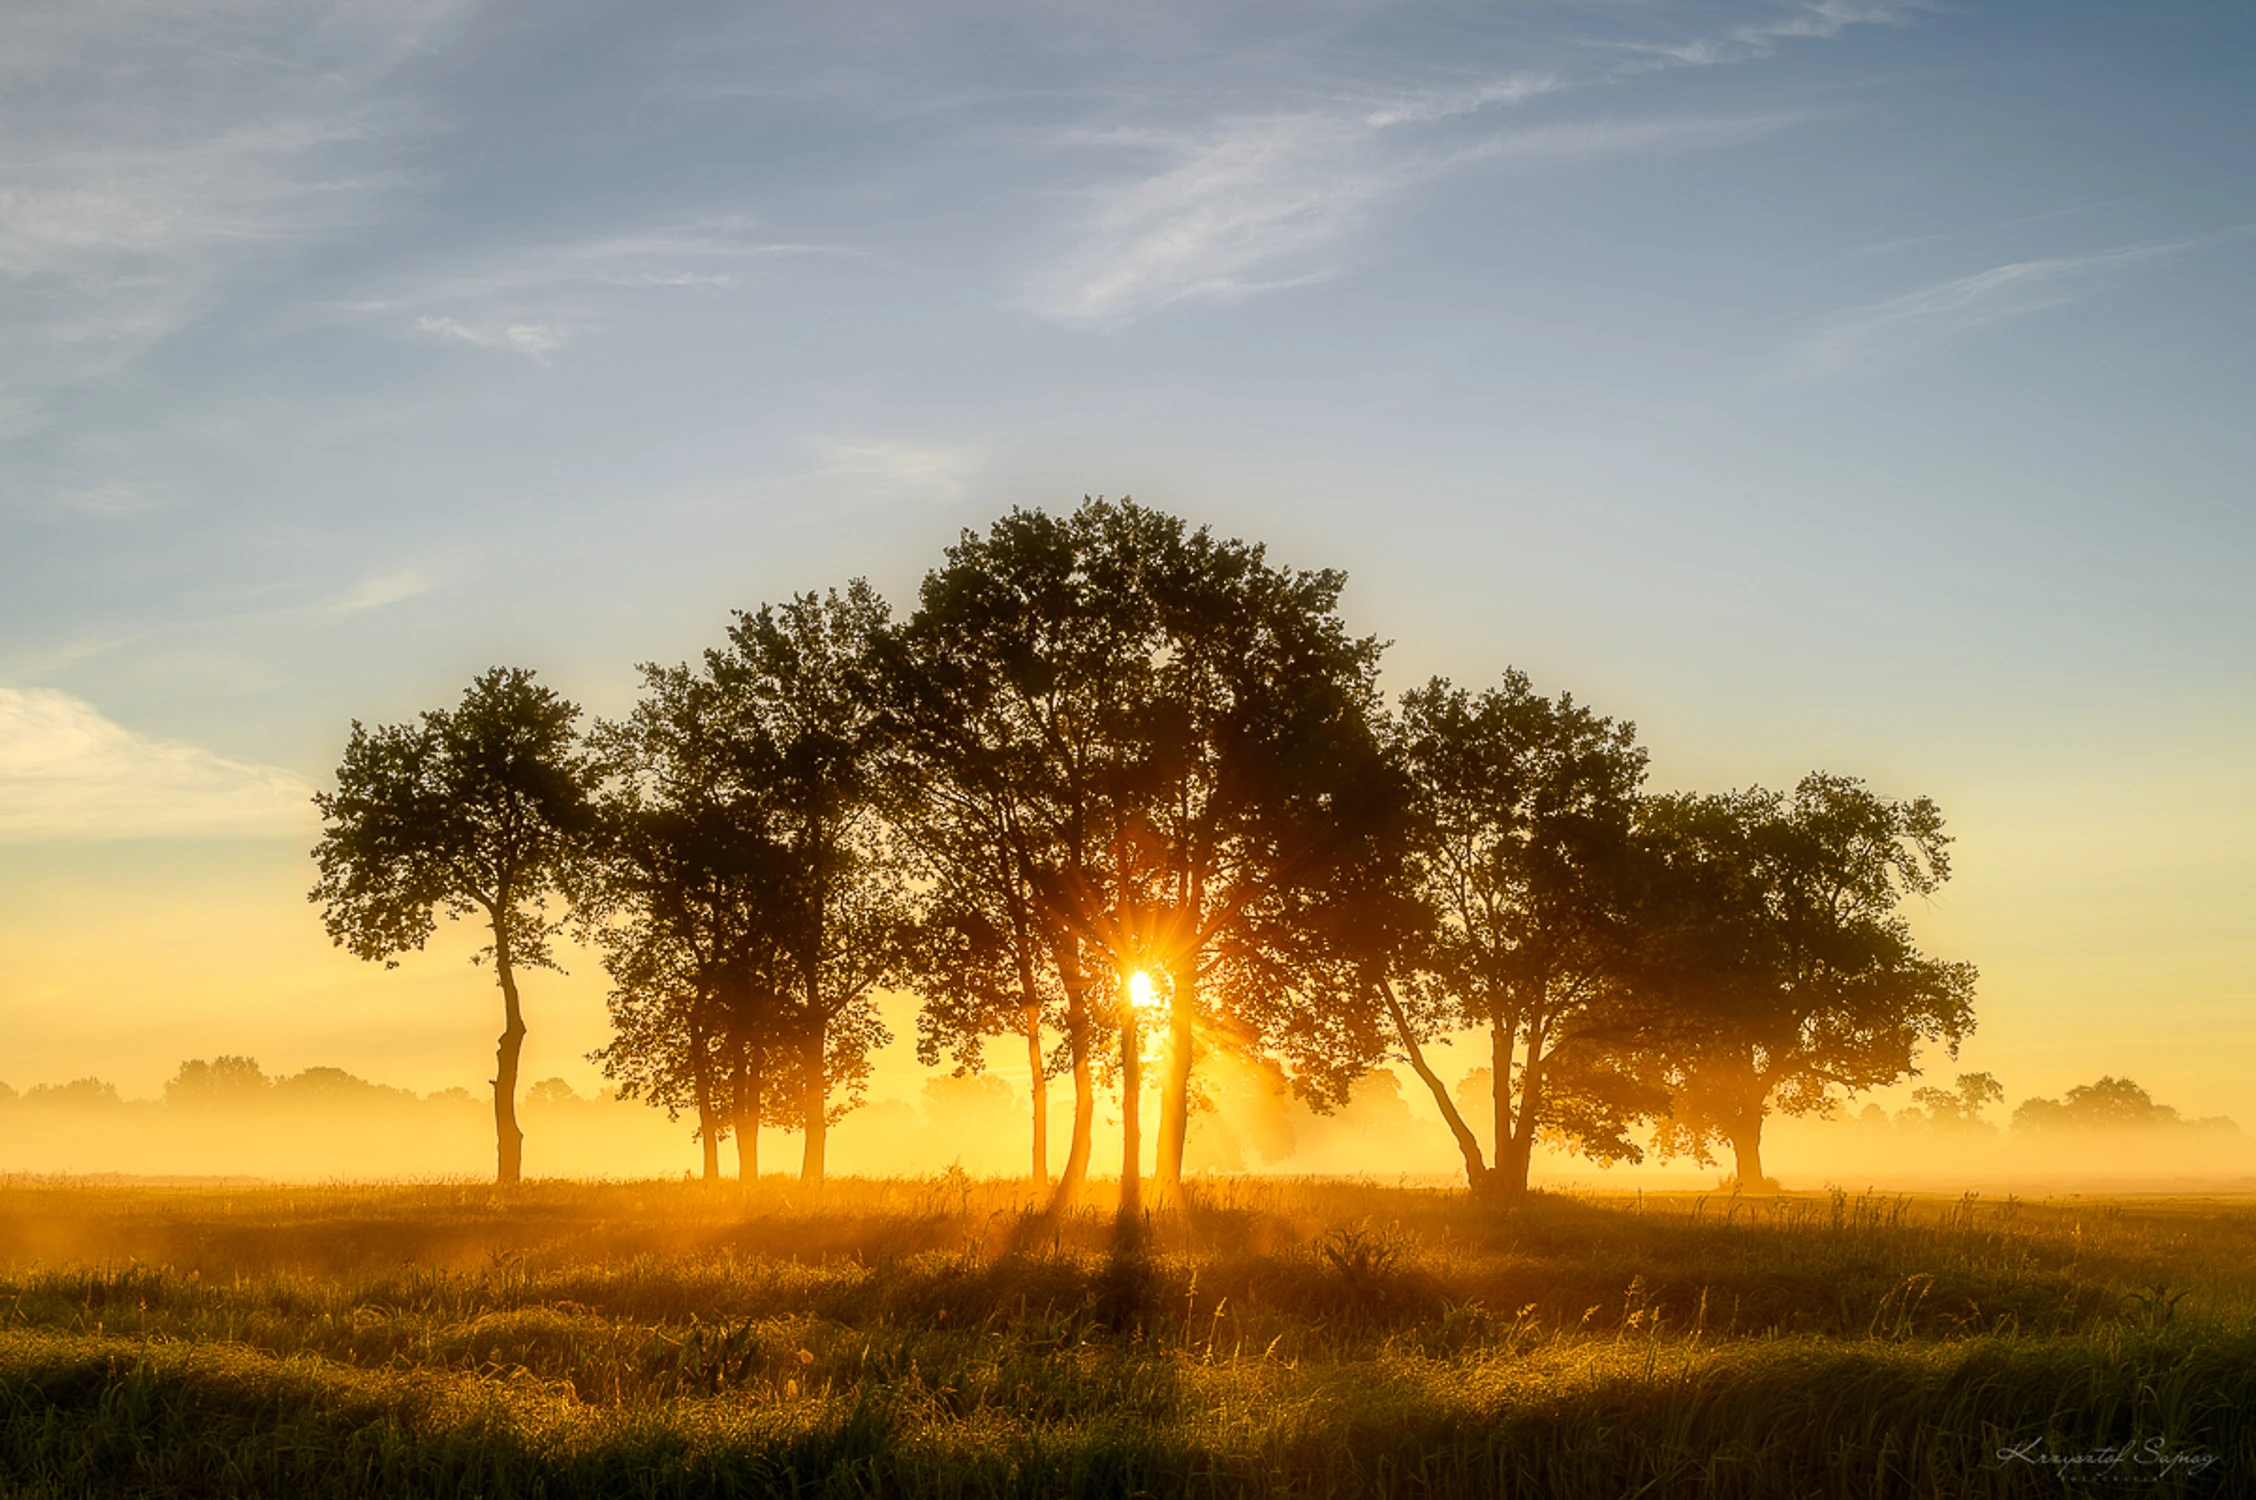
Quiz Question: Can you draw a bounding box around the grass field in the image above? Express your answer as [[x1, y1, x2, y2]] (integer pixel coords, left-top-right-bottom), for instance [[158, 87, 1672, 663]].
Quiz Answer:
[[0, 1175, 2249, 1497]]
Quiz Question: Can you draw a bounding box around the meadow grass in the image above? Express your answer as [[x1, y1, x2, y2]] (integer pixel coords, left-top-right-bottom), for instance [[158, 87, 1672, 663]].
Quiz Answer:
[[0, 1175, 2249, 1497]]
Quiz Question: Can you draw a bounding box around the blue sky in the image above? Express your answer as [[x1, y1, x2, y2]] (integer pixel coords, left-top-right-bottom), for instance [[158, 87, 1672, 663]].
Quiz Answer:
[[2, 0, 2252, 1121]]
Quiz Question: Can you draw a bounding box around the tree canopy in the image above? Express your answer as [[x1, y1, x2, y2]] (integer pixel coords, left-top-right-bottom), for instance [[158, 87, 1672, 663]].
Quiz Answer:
[[1635, 774, 1979, 1187], [310, 666, 595, 1186], [310, 502, 1981, 1198], [1380, 670, 1664, 1196]]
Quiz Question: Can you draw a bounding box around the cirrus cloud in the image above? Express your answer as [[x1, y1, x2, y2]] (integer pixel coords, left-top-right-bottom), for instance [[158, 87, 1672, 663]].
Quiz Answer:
[[0, 687, 316, 842]]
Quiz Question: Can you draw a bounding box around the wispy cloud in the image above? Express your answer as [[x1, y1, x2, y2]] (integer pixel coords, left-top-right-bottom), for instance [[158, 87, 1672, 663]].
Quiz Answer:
[[1609, 0, 1924, 72], [0, 686, 316, 841], [61, 483, 154, 517], [682, 434, 987, 515], [807, 435, 985, 503], [1027, 0, 1894, 329], [1031, 90, 1795, 326], [1787, 242, 2191, 378], [331, 568, 435, 615], [357, 219, 857, 357], [0, 565, 438, 684], [1453, 112, 1805, 170], [1029, 76, 1562, 326], [415, 315, 577, 359], [0, 0, 471, 434]]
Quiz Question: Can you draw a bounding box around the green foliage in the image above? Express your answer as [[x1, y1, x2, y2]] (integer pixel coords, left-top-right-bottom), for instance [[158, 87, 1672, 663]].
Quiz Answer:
[[582, 581, 909, 1178]]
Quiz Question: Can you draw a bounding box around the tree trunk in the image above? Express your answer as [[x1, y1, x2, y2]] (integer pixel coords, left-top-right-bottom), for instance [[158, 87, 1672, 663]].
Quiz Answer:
[[1498, 1014, 1546, 1196], [693, 1034, 721, 1183], [733, 1039, 760, 1185], [1053, 938, 1094, 1205], [1024, 1005, 1050, 1185], [1729, 1115, 1769, 1191], [690, 1060, 717, 1172], [1153, 955, 1195, 1192], [800, 1014, 827, 1184], [1488, 1019, 1512, 1198], [490, 920, 527, 1188], [1117, 967, 1142, 1219], [1377, 978, 1489, 1193], [801, 835, 829, 1186]]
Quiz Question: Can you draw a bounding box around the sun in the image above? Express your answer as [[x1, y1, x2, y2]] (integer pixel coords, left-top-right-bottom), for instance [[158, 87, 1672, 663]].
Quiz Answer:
[[1128, 970, 1159, 1010]]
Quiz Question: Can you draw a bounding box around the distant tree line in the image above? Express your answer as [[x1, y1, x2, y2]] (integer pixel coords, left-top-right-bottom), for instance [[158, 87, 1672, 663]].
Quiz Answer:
[[0, 1059, 584, 1113], [1864, 1072, 2240, 1137], [310, 497, 1988, 1196], [6, 1060, 2231, 1155]]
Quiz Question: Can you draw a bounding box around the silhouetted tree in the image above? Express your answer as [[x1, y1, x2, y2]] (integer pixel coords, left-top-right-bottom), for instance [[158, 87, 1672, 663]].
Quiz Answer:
[[1636, 775, 1978, 1189], [893, 499, 1397, 1210], [593, 947, 727, 1176], [711, 582, 910, 1183], [902, 864, 1066, 1183], [164, 1055, 271, 1108], [888, 505, 1142, 1203], [2011, 1076, 2234, 1133], [583, 660, 800, 1183], [310, 666, 594, 1186], [271, 1066, 416, 1106], [22, 1078, 122, 1108], [1906, 1070, 2003, 1131], [1377, 671, 1663, 1196], [1130, 511, 1404, 1195]]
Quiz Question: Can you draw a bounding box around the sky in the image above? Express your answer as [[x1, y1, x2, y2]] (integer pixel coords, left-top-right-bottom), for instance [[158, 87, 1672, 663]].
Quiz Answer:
[[2, 0, 2252, 1158]]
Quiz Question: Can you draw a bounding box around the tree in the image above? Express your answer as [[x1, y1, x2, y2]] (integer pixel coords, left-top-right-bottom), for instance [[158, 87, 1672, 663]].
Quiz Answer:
[[710, 582, 910, 1183], [583, 660, 801, 1183], [22, 1078, 122, 1108], [891, 499, 1398, 1211], [887, 504, 1144, 1203], [1128, 513, 1404, 1195], [882, 594, 1073, 1186], [901, 857, 1066, 1183], [1377, 670, 1662, 1197], [2011, 1076, 2236, 1133], [164, 1055, 271, 1109], [270, 1066, 416, 1107], [526, 1077, 582, 1107], [1637, 775, 1979, 1189], [310, 666, 594, 1186], [1905, 1070, 2003, 1131]]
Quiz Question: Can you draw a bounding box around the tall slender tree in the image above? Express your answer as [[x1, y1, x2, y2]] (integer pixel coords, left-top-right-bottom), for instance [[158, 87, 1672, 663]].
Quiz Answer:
[[582, 661, 798, 1183], [712, 581, 910, 1183], [1378, 671, 1662, 1197], [889, 505, 1148, 1203], [310, 667, 594, 1186], [1133, 520, 1401, 1192]]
